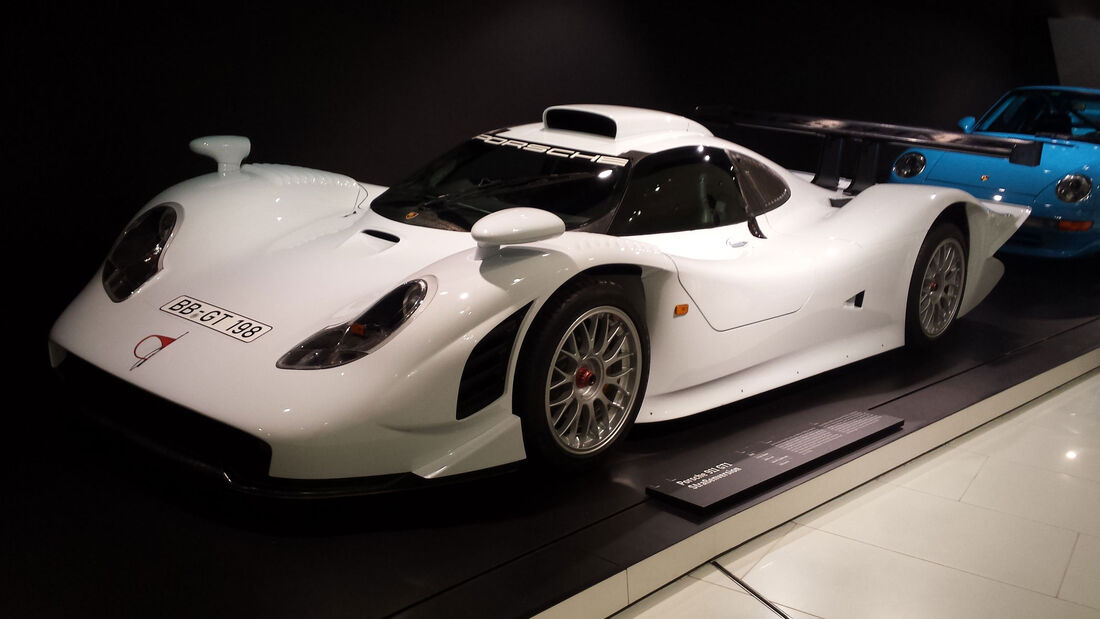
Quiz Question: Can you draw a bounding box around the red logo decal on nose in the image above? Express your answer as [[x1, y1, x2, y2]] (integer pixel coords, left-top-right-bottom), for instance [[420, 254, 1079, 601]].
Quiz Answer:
[[131, 332, 188, 370]]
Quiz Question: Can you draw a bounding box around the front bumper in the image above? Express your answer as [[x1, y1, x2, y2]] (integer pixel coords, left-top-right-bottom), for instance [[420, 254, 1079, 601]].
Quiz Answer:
[[48, 269, 530, 481], [53, 352, 516, 498], [999, 215, 1100, 258]]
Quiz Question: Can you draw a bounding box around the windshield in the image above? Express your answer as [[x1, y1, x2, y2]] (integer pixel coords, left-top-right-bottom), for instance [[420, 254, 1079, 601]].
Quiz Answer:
[[371, 135, 631, 231], [977, 89, 1100, 141]]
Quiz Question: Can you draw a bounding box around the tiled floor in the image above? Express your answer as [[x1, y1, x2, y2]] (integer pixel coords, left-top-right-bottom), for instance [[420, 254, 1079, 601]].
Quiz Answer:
[[615, 367, 1100, 619]]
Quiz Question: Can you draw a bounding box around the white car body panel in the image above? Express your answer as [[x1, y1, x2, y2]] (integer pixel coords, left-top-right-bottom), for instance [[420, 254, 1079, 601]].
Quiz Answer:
[[50, 104, 1030, 483]]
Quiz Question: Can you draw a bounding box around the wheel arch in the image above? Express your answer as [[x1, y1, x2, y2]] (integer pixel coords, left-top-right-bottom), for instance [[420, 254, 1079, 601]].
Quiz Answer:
[[514, 264, 649, 370], [571, 263, 647, 313], [509, 263, 653, 468], [935, 201, 971, 252], [898, 189, 1019, 319]]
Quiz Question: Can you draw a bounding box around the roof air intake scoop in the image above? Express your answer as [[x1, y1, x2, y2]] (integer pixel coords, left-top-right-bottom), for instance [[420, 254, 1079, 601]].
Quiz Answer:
[[189, 135, 251, 175], [544, 109, 618, 138]]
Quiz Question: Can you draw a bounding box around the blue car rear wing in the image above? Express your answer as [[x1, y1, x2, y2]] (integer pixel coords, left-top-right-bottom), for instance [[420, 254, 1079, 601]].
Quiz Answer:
[[694, 106, 1044, 194]]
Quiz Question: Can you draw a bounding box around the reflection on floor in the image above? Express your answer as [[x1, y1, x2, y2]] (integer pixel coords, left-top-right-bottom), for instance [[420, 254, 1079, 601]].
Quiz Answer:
[[615, 368, 1100, 619]]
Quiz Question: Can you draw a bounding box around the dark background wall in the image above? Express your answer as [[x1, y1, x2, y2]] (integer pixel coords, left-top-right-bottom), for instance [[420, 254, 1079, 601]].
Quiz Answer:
[[1050, 17, 1100, 87], [12, 1, 1098, 355]]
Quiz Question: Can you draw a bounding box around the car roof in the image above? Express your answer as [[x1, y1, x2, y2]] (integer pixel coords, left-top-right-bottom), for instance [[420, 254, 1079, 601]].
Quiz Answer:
[[1010, 85, 1100, 95]]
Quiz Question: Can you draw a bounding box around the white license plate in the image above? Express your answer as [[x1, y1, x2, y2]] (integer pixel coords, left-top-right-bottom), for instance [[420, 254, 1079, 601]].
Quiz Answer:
[[160, 296, 273, 342]]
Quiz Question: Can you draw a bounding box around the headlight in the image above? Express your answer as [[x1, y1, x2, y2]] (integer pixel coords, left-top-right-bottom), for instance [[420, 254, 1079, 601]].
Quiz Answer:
[[1055, 174, 1092, 203], [102, 203, 180, 302], [893, 152, 926, 178], [277, 280, 429, 370]]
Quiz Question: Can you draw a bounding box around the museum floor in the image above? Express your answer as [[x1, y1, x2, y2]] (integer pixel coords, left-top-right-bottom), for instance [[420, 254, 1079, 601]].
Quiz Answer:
[[612, 368, 1100, 619]]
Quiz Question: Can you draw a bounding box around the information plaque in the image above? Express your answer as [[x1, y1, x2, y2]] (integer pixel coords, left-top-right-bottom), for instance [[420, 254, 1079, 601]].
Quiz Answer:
[[647, 410, 903, 512]]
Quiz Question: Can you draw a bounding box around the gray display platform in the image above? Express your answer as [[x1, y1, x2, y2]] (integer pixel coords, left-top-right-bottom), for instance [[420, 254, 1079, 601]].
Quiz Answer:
[[648, 410, 903, 511]]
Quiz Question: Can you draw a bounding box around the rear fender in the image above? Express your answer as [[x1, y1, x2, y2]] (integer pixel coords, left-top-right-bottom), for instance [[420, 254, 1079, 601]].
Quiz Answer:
[[958, 199, 1029, 316], [802, 184, 1027, 318]]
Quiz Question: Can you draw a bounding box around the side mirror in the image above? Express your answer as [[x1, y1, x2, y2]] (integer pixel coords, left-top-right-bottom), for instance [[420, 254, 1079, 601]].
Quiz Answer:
[[957, 116, 976, 133], [471, 208, 565, 259]]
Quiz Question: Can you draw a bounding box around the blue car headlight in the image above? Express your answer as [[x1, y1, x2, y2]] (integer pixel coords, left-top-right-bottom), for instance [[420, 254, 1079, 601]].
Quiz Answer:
[[893, 152, 927, 178], [102, 203, 180, 302], [1055, 174, 1092, 203], [277, 280, 430, 370]]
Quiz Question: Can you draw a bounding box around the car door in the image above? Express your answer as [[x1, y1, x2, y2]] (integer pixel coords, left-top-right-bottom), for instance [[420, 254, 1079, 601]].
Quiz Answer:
[[613, 146, 818, 331]]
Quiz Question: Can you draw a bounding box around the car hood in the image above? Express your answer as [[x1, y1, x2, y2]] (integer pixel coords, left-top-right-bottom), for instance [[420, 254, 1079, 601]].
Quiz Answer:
[[118, 165, 478, 351], [925, 136, 1098, 202]]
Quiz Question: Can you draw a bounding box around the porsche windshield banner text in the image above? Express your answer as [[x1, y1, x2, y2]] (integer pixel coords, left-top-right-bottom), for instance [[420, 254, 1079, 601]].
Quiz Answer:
[[160, 296, 273, 342], [473, 134, 629, 167]]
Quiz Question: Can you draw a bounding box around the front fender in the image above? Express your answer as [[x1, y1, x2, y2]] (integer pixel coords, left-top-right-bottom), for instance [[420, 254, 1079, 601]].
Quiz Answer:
[[395, 231, 680, 422]]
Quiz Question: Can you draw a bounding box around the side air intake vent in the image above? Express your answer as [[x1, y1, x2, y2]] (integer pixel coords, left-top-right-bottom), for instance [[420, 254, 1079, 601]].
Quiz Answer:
[[544, 109, 617, 138], [456, 304, 531, 420], [363, 229, 399, 243]]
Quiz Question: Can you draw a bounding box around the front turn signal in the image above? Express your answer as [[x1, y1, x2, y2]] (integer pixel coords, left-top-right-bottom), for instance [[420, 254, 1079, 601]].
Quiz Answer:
[[1057, 220, 1094, 232]]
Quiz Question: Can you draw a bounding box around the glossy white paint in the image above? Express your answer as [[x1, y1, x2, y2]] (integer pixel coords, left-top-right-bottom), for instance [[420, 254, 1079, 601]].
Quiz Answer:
[[635, 180, 1027, 422], [50, 105, 1030, 481], [189, 135, 251, 175], [543, 104, 712, 140], [471, 207, 566, 259]]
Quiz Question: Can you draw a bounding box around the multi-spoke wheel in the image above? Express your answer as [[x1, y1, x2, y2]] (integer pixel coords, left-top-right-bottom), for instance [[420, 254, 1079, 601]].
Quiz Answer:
[[545, 306, 642, 454], [906, 222, 967, 345], [516, 276, 649, 470]]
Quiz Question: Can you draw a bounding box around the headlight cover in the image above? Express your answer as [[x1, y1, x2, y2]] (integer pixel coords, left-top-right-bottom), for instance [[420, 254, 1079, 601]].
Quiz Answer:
[[1055, 174, 1092, 203], [102, 203, 180, 302], [277, 280, 430, 370], [893, 152, 927, 178]]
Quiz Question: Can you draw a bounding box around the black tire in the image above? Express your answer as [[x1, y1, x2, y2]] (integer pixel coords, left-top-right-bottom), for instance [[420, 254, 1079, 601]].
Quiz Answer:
[[514, 275, 650, 471], [905, 222, 967, 346]]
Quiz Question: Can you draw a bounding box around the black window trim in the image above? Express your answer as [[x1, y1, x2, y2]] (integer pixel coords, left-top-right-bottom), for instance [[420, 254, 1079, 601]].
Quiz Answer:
[[729, 150, 791, 217]]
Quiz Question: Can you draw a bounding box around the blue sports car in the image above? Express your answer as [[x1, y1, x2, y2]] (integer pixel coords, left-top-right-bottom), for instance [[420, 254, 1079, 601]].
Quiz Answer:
[[891, 86, 1099, 258]]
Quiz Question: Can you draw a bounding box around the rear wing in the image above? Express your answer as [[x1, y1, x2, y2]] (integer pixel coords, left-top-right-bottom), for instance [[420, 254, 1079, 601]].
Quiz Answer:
[[694, 106, 1044, 194]]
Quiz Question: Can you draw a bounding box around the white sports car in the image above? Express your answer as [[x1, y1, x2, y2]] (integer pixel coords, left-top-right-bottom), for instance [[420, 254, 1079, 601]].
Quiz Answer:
[[49, 104, 1029, 495]]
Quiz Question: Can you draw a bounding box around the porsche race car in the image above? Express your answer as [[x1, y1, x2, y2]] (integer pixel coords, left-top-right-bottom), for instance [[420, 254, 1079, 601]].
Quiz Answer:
[[49, 104, 1030, 495]]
